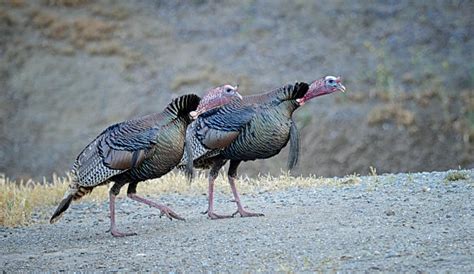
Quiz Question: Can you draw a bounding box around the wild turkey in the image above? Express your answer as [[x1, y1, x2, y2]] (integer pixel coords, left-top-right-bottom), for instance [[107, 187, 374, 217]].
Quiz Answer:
[[184, 76, 345, 219], [50, 85, 241, 237]]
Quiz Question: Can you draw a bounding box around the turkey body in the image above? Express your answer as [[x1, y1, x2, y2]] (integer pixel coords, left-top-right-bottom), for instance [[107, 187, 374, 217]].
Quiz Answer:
[[107, 118, 188, 193], [185, 83, 306, 170], [184, 83, 309, 219], [51, 94, 201, 237], [221, 101, 297, 161]]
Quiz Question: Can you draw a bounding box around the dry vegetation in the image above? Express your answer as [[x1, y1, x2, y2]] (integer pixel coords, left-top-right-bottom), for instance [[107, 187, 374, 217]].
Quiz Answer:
[[171, 65, 253, 94], [0, 9, 16, 26], [444, 170, 470, 182], [90, 5, 129, 21], [3, 0, 25, 8], [0, 172, 361, 228], [367, 103, 416, 127], [44, 0, 89, 7], [24, 3, 142, 67], [1, 1, 472, 183]]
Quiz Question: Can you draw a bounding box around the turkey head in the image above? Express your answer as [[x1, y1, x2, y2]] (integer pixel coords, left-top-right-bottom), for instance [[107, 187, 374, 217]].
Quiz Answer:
[[190, 84, 242, 119], [297, 76, 346, 105]]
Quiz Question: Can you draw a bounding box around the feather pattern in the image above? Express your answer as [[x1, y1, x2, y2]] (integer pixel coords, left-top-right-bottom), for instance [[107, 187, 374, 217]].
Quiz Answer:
[[181, 82, 309, 173], [180, 99, 255, 171], [221, 82, 308, 162], [287, 120, 300, 171], [242, 82, 308, 105], [69, 94, 200, 190], [51, 94, 200, 224]]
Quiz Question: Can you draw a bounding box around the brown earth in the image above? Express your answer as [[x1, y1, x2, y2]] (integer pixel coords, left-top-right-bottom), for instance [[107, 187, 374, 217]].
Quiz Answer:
[[0, 0, 473, 180]]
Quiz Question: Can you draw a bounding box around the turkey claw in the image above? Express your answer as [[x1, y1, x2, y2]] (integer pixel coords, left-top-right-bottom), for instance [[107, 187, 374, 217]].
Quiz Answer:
[[207, 211, 233, 220], [232, 209, 265, 218], [159, 207, 185, 221], [110, 229, 137, 237]]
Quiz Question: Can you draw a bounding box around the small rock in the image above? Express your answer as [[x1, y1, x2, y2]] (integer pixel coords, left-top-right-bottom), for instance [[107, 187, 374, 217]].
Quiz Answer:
[[384, 209, 395, 216]]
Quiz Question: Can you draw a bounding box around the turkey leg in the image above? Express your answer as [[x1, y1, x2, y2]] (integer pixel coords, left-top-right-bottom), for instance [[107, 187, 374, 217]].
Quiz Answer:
[[127, 193, 185, 221], [202, 159, 233, 219], [228, 160, 265, 217], [109, 193, 137, 237]]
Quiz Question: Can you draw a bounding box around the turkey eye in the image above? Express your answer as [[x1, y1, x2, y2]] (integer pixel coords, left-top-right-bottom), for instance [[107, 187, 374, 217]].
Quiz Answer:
[[328, 79, 334, 84], [225, 88, 232, 93]]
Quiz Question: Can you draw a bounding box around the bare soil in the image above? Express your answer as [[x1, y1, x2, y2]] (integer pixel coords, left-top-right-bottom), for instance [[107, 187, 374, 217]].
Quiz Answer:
[[1, 170, 473, 272]]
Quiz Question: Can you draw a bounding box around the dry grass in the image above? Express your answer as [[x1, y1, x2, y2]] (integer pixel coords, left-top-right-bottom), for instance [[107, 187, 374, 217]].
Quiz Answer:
[[47, 45, 75, 56], [444, 170, 469, 182], [1, 173, 70, 227], [45, 20, 70, 39], [0, 171, 356, 227], [86, 41, 124, 56], [0, 9, 16, 27], [368, 104, 416, 127], [29, 9, 71, 40], [4, 0, 25, 8], [122, 50, 147, 69], [30, 10, 58, 29], [171, 65, 253, 94], [73, 17, 115, 42], [415, 90, 442, 107], [28, 10, 119, 54], [91, 5, 129, 21], [44, 0, 89, 7]]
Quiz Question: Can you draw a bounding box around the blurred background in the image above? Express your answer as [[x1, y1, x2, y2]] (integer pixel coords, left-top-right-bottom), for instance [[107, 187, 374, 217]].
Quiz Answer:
[[0, 0, 472, 180]]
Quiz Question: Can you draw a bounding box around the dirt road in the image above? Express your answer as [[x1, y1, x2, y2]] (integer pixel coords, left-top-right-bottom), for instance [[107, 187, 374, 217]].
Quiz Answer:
[[1, 170, 473, 272]]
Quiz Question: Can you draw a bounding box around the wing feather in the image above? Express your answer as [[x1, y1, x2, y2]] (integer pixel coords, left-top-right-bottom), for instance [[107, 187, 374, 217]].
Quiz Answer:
[[72, 120, 160, 187]]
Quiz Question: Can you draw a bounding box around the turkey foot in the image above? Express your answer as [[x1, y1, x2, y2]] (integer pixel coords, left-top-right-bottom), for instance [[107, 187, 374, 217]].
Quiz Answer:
[[201, 209, 233, 220], [110, 228, 137, 237], [127, 193, 185, 221], [157, 205, 185, 221], [232, 208, 265, 218], [106, 227, 137, 237]]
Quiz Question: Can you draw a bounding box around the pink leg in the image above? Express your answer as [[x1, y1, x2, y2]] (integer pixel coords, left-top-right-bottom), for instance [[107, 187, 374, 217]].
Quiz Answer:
[[202, 173, 233, 219], [228, 160, 264, 218], [127, 193, 184, 221], [109, 193, 137, 237], [229, 175, 264, 217]]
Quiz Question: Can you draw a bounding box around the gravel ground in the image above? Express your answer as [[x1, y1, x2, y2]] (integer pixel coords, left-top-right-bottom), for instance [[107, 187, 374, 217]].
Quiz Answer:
[[1, 170, 473, 272]]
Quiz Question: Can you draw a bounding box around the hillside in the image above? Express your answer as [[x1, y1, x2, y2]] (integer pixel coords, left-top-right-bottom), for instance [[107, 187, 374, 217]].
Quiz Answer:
[[0, 0, 473, 179]]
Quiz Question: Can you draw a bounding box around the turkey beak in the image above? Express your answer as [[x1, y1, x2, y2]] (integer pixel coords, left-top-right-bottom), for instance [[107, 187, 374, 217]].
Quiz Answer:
[[337, 83, 346, 93], [234, 85, 243, 100], [336, 76, 345, 93]]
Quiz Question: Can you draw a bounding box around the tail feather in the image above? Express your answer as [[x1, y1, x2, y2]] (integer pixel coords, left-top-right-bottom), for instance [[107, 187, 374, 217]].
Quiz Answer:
[[184, 132, 195, 182], [50, 194, 73, 224], [287, 119, 300, 172], [291, 82, 310, 100], [165, 94, 201, 118], [272, 82, 309, 102], [50, 183, 92, 224]]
